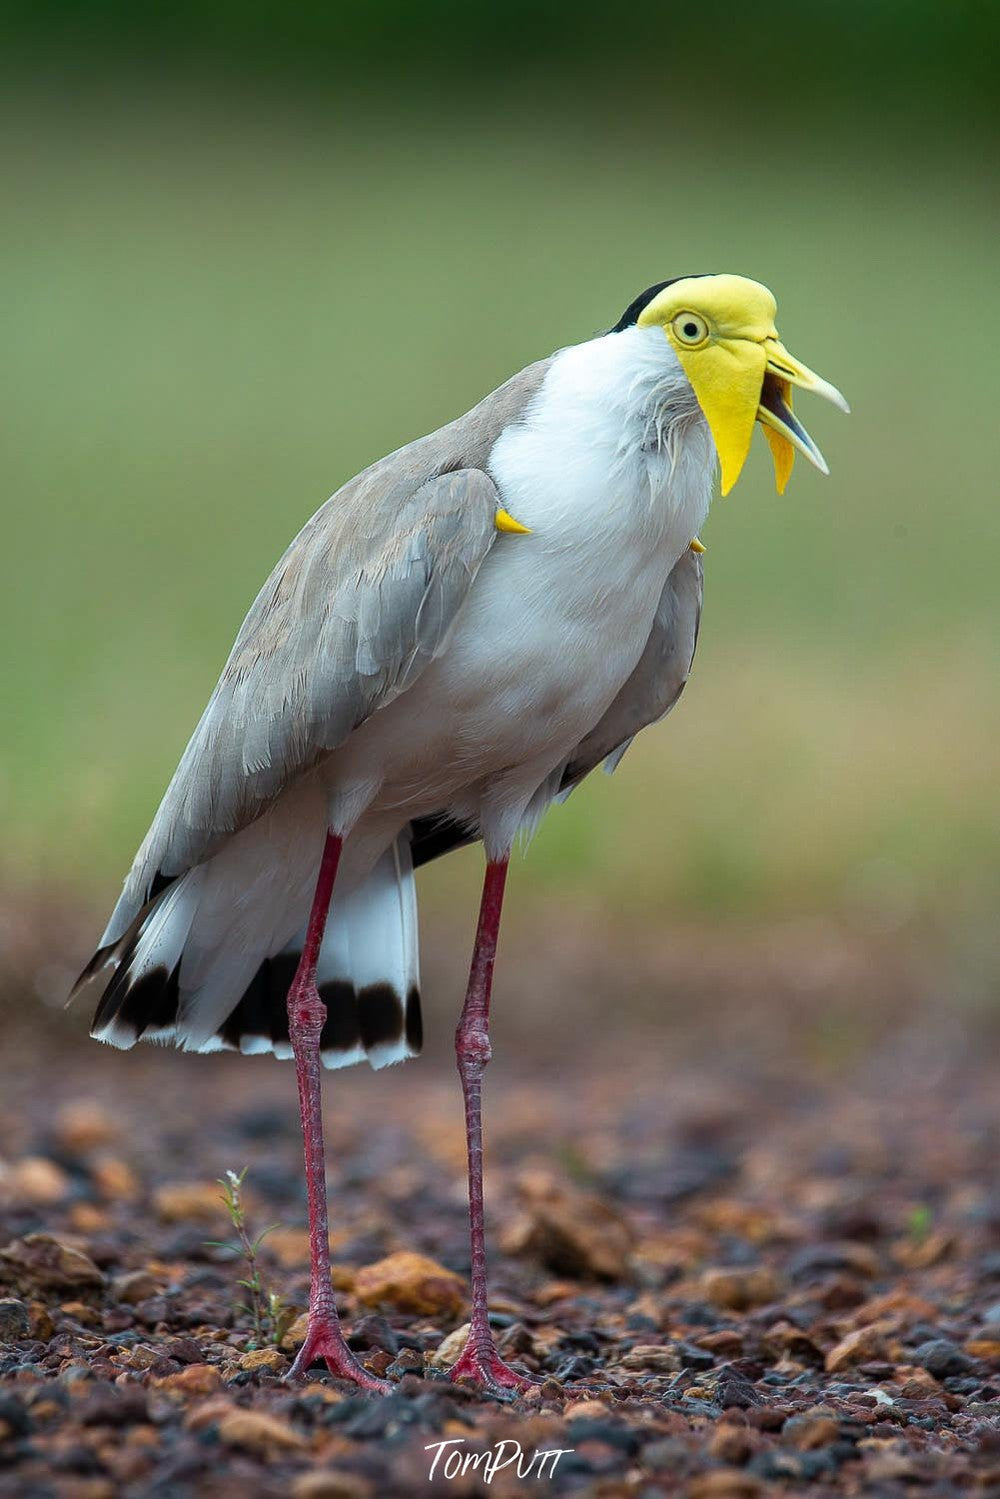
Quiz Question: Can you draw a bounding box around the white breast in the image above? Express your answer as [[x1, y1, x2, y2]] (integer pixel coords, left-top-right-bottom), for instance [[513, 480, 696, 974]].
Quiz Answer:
[[486, 326, 713, 602], [331, 327, 715, 853]]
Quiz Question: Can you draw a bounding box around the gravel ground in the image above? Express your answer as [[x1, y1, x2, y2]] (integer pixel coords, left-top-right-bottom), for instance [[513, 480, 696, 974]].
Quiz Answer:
[[0, 921, 998, 1498]]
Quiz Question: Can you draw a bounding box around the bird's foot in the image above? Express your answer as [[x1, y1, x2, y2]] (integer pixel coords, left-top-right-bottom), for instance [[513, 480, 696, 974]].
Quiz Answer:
[[287, 1312, 391, 1393], [447, 1338, 536, 1399]]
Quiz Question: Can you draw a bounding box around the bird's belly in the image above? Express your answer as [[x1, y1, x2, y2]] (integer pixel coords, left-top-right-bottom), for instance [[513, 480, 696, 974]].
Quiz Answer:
[[331, 396, 713, 824], [333, 527, 679, 814]]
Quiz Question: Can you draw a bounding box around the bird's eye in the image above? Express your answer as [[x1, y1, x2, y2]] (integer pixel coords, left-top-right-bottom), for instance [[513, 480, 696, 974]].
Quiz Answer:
[[672, 312, 709, 346]]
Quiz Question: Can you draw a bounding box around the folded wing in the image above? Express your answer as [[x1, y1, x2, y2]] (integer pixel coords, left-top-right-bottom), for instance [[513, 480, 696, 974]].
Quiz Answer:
[[561, 544, 704, 788], [100, 464, 503, 948]]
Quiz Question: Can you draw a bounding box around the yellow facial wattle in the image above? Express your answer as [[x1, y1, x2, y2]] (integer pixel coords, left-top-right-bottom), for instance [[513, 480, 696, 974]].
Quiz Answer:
[[636, 274, 848, 495]]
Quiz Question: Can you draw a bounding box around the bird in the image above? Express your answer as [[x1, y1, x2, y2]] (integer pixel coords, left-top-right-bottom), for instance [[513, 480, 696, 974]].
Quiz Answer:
[[71, 273, 846, 1396]]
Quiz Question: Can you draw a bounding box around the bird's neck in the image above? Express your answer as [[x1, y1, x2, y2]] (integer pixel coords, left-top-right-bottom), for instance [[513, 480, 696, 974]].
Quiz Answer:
[[488, 326, 715, 555]]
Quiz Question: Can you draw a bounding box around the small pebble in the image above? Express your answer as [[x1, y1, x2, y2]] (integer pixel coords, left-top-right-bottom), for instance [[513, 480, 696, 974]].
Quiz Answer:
[[0, 1299, 31, 1342], [217, 1408, 307, 1452], [825, 1323, 888, 1372], [3, 1157, 71, 1206], [702, 1267, 780, 1311], [238, 1347, 288, 1373], [292, 1472, 374, 1499], [152, 1182, 228, 1224], [0, 1234, 103, 1291], [53, 1102, 119, 1153], [155, 1364, 222, 1396], [111, 1270, 162, 1306], [911, 1338, 974, 1379], [354, 1251, 466, 1317]]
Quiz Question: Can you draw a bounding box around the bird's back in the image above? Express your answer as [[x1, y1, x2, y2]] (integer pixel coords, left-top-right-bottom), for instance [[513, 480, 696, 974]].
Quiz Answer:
[[99, 357, 553, 950]]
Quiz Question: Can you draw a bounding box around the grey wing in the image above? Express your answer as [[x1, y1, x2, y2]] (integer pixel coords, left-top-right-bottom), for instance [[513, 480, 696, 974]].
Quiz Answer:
[[105, 466, 501, 942], [561, 546, 704, 790]]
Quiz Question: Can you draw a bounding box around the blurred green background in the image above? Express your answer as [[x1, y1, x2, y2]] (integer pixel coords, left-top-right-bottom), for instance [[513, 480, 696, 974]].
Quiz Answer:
[[2, 1, 998, 970]]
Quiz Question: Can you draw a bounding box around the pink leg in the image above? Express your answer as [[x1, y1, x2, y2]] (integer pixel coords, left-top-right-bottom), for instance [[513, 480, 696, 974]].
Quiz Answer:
[[448, 857, 533, 1396], [286, 832, 389, 1393]]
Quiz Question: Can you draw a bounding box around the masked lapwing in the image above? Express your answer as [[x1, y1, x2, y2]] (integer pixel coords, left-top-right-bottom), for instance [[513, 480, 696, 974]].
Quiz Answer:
[[72, 274, 846, 1394]]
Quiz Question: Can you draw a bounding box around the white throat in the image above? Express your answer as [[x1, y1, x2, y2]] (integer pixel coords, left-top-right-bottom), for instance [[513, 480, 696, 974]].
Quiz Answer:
[[488, 325, 715, 559]]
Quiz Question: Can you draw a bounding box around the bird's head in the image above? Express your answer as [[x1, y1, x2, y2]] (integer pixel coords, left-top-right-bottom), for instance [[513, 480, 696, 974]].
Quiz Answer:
[[617, 273, 848, 495]]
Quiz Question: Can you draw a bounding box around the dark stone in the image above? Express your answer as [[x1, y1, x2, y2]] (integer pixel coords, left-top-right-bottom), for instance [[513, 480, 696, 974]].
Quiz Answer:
[[133, 1296, 171, 1326], [566, 1419, 640, 1454], [749, 1446, 841, 1482], [495, 1322, 533, 1356], [907, 1322, 947, 1344], [643, 1437, 693, 1471], [144, 1449, 213, 1486], [103, 1309, 135, 1333], [340, 1392, 424, 1439], [559, 1330, 601, 1354], [161, 1336, 204, 1365], [0, 1394, 31, 1438], [49, 1444, 106, 1474], [677, 1342, 716, 1372], [912, 1338, 975, 1379], [717, 1373, 764, 1409], [385, 1348, 424, 1380], [747, 1404, 792, 1431], [679, 1397, 722, 1416], [678, 1302, 724, 1328], [79, 1385, 150, 1426], [547, 1453, 596, 1476], [788, 1243, 870, 1280], [0, 1299, 30, 1342], [347, 1314, 399, 1354]]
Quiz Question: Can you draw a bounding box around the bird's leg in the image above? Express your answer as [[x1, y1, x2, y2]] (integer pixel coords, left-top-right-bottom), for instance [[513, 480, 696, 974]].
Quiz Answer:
[[286, 831, 390, 1393], [448, 856, 532, 1396]]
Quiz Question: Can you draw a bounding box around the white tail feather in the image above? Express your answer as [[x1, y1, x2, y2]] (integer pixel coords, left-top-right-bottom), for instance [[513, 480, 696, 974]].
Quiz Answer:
[[332, 838, 419, 1069], [90, 870, 205, 1048], [87, 798, 422, 1072]]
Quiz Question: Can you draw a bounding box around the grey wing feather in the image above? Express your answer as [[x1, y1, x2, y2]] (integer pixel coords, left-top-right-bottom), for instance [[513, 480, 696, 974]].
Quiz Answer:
[[561, 546, 704, 791], [105, 465, 502, 943]]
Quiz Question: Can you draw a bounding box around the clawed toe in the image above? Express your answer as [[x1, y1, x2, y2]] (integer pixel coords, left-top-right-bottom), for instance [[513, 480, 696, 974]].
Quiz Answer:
[[447, 1343, 537, 1398], [287, 1318, 392, 1394]]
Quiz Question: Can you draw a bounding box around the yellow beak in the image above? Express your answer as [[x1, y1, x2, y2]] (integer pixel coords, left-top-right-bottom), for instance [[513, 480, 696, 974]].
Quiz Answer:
[[756, 340, 850, 494], [675, 335, 848, 496]]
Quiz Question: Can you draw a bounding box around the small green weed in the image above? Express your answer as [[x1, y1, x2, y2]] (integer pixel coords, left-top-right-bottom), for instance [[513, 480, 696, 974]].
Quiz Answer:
[[208, 1167, 297, 1349]]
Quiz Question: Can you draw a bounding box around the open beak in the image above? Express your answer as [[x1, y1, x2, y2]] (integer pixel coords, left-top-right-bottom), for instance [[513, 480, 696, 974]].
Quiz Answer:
[[756, 340, 849, 494]]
